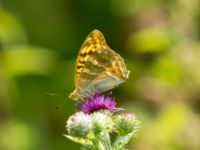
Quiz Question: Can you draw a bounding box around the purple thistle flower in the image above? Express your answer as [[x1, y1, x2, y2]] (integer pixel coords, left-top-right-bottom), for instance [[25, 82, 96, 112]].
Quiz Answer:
[[79, 92, 117, 114]]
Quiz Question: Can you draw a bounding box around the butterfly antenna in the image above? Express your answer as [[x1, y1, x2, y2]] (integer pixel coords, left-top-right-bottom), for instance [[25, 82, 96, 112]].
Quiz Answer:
[[45, 92, 68, 97]]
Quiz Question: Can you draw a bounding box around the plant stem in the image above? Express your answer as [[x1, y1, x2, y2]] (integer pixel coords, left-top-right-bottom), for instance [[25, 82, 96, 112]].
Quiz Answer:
[[100, 131, 112, 150]]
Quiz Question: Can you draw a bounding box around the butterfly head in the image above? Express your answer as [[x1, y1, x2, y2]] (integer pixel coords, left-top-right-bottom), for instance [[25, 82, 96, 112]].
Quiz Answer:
[[68, 89, 82, 101]]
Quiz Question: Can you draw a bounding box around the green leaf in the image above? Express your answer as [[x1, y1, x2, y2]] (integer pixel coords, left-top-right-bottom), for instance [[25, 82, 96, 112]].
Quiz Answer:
[[112, 132, 134, 150], [64, 135, 93, 146]]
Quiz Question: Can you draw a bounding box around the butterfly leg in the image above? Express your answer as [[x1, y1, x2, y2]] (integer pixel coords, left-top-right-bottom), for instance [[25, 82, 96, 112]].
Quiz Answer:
[[81, 88, 93, 99]]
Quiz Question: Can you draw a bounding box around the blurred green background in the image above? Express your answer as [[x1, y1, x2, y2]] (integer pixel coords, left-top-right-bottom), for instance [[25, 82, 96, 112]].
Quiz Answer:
[[0, 0, 200, 150]]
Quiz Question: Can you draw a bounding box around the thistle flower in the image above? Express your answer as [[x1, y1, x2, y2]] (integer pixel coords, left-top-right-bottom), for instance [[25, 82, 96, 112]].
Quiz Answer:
[[90, 110, 113, 134], [66, 112, 92, 137], [114, 113, 140, 136], [65, 92, 141, 150], [79, 92, 117, 114]]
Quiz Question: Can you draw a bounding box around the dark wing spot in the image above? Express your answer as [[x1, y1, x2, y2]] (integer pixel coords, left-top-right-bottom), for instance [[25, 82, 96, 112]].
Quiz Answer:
[[80, 51, 94, 57], [77, 65, 83, 69], [88, 50, 94, 55], [111, 69, 116, 73], [80, 53, 87, 57], [79, 60, 85, 64]]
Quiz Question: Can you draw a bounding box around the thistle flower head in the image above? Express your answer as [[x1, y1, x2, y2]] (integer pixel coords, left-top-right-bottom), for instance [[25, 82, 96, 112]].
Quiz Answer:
[[114, 113, 140, 135], [90, 110, 114, 134], [65, 92, 141, 149], [66, 112, 92, 137], [79, 92, 117, 114]]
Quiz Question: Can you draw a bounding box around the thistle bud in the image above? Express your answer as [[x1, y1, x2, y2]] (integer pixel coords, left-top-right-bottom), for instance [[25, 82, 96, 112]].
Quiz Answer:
[[90, 110, 113, 135], [114, 113, 140, 135], [66, 112, 92, 137]]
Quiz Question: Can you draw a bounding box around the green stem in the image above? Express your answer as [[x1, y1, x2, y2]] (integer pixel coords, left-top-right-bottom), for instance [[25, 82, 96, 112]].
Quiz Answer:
[[100, 131, 112, 150], [91, 131, 112, 150], [104, 131, 112, 150]]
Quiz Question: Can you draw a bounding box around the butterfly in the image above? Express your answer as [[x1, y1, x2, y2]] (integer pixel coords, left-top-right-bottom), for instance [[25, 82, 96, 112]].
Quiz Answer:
[[69, 29, 130, 101]]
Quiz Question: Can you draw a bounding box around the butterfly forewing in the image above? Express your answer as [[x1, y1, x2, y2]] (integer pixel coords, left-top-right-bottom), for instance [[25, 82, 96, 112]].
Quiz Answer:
[[75, 30, 110, 88], [69, 30, 129, 101]]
